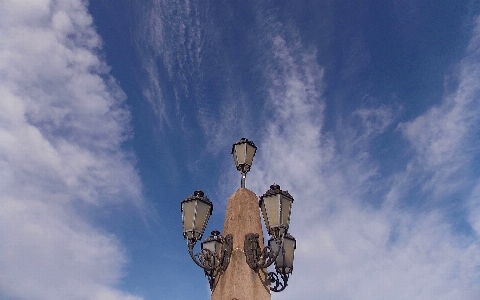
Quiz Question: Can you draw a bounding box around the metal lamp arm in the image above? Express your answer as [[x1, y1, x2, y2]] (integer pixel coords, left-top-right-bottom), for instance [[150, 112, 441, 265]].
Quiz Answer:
[[187, 234, 234, 272], [256, 239, 282, 269], [186, 234, 233, 291], [187, 240, 217, 271], [244, 233, 284, 270]]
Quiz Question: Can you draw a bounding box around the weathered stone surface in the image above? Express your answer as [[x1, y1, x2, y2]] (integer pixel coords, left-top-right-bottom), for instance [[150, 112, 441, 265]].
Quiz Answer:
[[211, 188, 270, 300]]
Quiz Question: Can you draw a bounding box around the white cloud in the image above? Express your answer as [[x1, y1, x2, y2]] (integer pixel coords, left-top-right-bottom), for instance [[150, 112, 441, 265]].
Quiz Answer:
[[398, 17, 480, 199], [468, 181, 480, 236], [246, 14, 480, 300], [133, 0, 209, 128], [134, 0, 255, 156], [0, 0, 143, 299], [352, 105, 397, 139], [281, 207, 480, 300]]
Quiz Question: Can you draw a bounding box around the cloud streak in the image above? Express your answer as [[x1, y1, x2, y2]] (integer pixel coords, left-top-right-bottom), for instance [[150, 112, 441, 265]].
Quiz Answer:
[[133, 0, 210, 127], [133, 0, 258, 159], [0, 0, 143, 299], [398, 16, 480, 200]]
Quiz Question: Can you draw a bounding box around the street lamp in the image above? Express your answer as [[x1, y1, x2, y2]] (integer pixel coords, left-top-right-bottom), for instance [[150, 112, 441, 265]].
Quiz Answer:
[[181, 190, 233, 290], [259, 184, 294, 240], [181, 138, 296, 295], [268, 232, 296, 292], [244, 184, 296, 292], [181, 190, 212, 241], [232, 138, 257, 188]]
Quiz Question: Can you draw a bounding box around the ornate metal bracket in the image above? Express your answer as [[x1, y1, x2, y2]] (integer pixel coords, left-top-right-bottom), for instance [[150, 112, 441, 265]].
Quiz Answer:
[[268, 271, 289, 292], [244, 232, 294, 292], [188, 233, 233, 290], [244, 233, 281, 270]]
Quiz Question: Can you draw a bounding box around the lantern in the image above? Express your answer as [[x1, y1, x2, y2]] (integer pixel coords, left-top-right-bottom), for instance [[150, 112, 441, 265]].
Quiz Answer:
[[232, 138, 257, 188], [274, 233, 296, 275], [259, 184, 294, 240], [181, 190, 213, 242], [201, 230, 223, 267]]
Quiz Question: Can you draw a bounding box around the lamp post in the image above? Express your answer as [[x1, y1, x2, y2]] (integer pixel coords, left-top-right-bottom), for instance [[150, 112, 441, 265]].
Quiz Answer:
[[181, 138, 296, 298]]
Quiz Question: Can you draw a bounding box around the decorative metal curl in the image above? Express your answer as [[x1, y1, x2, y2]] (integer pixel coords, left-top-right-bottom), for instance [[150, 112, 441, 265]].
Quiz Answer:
[[187, 233, 233, 290], [244, 233, 282, 270], [268, 271, 289, 292]]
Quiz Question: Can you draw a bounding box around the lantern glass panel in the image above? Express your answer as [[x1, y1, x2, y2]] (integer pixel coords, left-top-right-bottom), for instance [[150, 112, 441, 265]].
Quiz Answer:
[[181, 200, 196, 239], [202, 239, 222, 255], [271, 239, 283, 269], [245, 142, 256, 166], [282, 235, 296, 274], [269, 238, 280, 256], [262, 194, 280, 232], [280, 195, 293, 229], [194, 200, 212, 239], [260, 199, 270, 232], [234, 143, 247, 167]]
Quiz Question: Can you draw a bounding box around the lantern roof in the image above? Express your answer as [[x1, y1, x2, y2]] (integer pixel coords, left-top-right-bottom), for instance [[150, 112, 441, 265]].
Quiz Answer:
[[181, 190, 213, 214], [231, 137, 257, 154], [202, 230, 221, 243], [260, 184, 294, 202]]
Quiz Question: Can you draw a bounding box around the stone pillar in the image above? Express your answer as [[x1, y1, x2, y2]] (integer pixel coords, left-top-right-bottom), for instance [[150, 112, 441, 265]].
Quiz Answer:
[[211, 188, 271, 300]]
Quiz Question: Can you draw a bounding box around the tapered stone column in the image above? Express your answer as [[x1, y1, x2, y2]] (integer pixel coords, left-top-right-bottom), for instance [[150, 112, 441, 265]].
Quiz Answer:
[[211, 188, 271, 300]]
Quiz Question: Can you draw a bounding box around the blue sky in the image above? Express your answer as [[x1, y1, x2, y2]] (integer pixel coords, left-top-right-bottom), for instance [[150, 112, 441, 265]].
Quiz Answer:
[[1, 0, 480, 299]]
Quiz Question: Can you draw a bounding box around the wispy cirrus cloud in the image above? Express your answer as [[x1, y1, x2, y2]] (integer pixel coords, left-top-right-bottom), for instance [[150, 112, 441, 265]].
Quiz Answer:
[[133, 0, 255, 158], [0, 0, 143, 299], [247, 11, 480, 300], [134, 0, 210, 126], [398, 16, 480, 200]]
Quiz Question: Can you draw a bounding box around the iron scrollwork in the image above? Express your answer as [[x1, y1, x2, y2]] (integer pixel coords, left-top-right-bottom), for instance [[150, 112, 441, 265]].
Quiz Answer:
[[244, 233, 282, 270], [188, 233, 233, 290], [268, 271, 289, 292], [244, 232, 294, 292]]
